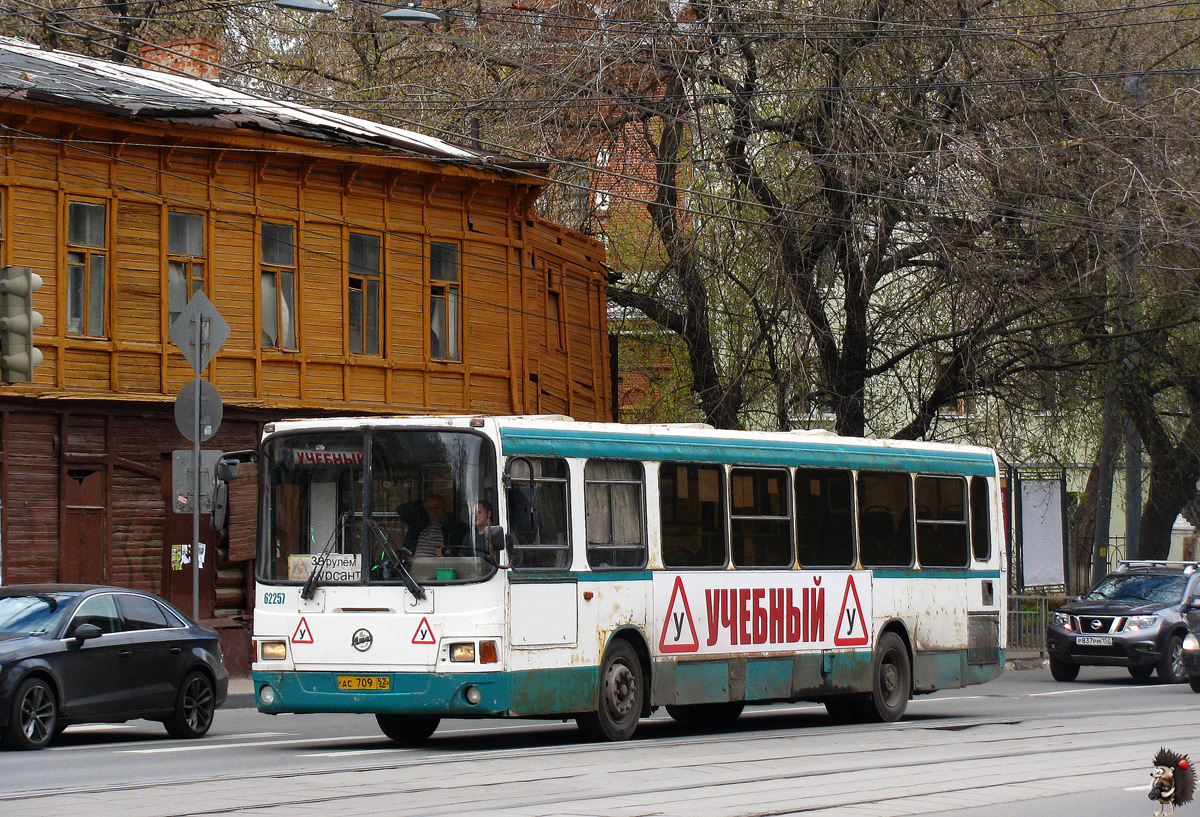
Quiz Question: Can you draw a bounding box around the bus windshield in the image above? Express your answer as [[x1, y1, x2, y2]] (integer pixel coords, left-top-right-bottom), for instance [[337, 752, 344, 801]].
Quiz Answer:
[[258, 427, 499, 587]]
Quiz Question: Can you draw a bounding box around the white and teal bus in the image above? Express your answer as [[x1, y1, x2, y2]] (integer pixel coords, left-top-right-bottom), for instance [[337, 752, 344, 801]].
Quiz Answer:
[[251, 415, 1005, 742]]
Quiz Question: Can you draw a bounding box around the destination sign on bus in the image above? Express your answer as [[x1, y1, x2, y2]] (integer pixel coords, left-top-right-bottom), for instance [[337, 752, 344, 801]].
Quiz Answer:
[[653, 571, 872, 656], [287, 553, 362, 582], [290, 449, 364, 467]]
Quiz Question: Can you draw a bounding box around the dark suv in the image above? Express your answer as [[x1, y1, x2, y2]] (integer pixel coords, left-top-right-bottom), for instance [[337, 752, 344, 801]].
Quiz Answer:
[[1045, 561, 1200, 683]]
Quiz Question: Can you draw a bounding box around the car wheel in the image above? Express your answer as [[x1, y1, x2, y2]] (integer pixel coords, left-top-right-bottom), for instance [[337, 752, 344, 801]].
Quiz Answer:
[[1049, 659, 1080, 682], [1129, 665, 1155, 679], [1189, 675, 1200, 693], [665, 701, 744, 725], [1156, 635, 1186, 684], [375, 714, 440, 744], [2, 677, 58, 750], [577, 640, 643, 741], [165, 670, 216, 739]]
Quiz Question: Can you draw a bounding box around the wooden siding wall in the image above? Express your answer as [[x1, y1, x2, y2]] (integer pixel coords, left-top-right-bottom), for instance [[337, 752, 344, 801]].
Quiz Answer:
[[0, 401, 262, 615], [0, 106, 611, 421]]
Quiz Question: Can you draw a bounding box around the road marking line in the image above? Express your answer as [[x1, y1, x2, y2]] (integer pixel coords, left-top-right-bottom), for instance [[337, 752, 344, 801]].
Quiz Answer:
[[119, 737, 324, 753], [1029, 686, 1111, 697]]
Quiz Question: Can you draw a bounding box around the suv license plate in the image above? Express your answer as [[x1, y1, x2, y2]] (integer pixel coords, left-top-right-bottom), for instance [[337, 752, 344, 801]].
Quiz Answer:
[[337, 675, 390, 691], [1075, 635, 1112, 646]]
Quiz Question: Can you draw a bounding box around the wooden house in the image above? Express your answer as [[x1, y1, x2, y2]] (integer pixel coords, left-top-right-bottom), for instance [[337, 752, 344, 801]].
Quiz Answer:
[[0, 37, 611, 668]]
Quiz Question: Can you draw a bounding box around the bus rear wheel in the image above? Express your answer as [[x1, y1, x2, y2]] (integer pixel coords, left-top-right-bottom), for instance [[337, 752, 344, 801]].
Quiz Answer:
[[376, 714, 439, 744], [665, 701, 744, 725], [577, 640, 642, 741], [865, 632, 911, 722]]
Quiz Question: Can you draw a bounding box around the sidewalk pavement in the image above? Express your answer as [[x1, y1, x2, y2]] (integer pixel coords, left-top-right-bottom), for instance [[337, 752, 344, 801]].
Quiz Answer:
[[221, 650, 1049, 711]]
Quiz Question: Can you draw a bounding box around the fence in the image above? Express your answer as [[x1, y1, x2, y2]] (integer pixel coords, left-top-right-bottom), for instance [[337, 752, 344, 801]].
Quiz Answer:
[[1007, 594, 1067, 655]]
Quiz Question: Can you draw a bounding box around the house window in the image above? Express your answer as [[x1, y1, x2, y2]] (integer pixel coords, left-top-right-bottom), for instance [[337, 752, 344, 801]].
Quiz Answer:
[[261, 222, 296, 350], [349, 232, 381, 356], [66, 200, 107, 337], [547, 266, 565, 350], [168, 212, 205, 325], [430, 241, 459, 361]]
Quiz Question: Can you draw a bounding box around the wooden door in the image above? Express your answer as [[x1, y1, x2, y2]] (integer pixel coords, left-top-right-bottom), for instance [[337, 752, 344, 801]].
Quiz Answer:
[[60, 467, 107, 584]]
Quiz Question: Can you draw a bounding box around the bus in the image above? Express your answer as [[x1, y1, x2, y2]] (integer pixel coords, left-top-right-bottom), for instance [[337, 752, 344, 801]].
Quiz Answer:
[[250, 415, 1005, 742]]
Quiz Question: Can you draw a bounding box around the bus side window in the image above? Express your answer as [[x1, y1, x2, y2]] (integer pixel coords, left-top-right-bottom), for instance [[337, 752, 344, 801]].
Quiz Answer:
[[507, 457, 570, 570], [857, 471, 913, 568], [915, 475, 969, 568], [584, 459, 647, 569], [796, 468, 854, 568], [660, 462, 727, 568], [730, 467, 791, 567], [970, 475, 991, 562]]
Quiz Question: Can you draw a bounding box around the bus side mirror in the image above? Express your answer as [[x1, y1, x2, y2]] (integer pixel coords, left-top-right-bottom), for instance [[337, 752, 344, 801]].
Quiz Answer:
[[215, 458, 240, 481]]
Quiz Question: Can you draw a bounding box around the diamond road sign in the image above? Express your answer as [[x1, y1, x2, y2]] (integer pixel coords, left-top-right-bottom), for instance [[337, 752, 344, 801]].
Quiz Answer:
[[170, 291, 229, 373]]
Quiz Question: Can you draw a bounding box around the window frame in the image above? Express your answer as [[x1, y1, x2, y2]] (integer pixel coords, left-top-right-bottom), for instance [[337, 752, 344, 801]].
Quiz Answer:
[[65, 198, 108, 338], [260, 221, 298, 351], [914, 474, 970, 568], [507, 456, 571, 570], [795, 467, 856, 568], [729, 466, 793, 568], [659, 461, 728, 569], [856, 470, 915, 569], [167, 210, 206, 327], [583, 458, 647, 570], [429, 240, 460, 362], [348, 231, 382, 357]]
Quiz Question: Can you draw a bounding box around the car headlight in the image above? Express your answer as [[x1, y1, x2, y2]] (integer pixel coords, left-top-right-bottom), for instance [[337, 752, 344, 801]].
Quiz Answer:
[[1052, 612, 1073, 630], [1184, 633, 1200, 651], [1123, 615, 1160, 632]]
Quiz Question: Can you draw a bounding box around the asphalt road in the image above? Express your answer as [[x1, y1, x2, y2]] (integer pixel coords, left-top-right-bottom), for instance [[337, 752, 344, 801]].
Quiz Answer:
[[2, 665, 1197, 817]]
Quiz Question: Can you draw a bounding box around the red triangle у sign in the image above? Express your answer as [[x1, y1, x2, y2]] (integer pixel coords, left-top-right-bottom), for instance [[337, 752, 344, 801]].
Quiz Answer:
[[412, 616, 436, 645], [659, 576, 699, 653], [833, 576, 869, 646], [291, 616, 314, 644]]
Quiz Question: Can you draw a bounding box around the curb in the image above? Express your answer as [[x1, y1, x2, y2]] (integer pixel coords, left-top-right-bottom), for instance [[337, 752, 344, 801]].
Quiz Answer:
[[1006, 657, 1047, 672]]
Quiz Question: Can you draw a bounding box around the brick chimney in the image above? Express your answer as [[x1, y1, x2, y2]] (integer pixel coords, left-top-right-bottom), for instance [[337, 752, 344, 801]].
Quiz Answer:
[[139, 37, 220, 81]]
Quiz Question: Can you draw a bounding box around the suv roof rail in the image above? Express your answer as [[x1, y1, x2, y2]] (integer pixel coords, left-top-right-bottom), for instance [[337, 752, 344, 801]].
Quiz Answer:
[[1117, 559, 1200, 575]]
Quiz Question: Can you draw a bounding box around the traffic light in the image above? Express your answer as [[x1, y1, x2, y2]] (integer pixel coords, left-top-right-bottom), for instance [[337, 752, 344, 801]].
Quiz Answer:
[[0, 266, 43, 383]]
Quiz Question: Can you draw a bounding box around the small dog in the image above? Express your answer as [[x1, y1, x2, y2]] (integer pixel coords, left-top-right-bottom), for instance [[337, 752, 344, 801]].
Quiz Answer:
[[1151, 748, 1195, 816]]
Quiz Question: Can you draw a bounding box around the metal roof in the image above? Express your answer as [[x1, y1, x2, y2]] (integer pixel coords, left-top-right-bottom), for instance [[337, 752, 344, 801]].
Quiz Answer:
[[0, 37, 531, 171]]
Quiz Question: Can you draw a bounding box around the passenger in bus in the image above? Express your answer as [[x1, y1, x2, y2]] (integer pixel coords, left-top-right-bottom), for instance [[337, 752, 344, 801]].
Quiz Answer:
[[454, 499, 495, 558], [410, 494, 469, 558]]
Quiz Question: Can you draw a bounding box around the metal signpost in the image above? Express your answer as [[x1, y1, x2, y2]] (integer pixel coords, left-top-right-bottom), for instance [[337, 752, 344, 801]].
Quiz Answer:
[[169, 292, 229, 620]]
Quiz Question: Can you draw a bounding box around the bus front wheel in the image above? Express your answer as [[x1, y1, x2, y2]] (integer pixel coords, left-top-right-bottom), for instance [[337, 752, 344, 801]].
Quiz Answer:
[[577, 640, 642, 741], [376, 713, 439, 744]]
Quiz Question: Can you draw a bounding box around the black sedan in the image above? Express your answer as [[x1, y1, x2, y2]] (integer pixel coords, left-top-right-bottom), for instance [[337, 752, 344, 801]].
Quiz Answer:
[[0, 584, 228, 750]]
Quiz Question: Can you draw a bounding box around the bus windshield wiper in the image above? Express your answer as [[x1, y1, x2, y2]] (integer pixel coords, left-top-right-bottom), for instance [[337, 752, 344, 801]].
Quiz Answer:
[[300, 510, 352, 600], [367, 519, 426, 601]]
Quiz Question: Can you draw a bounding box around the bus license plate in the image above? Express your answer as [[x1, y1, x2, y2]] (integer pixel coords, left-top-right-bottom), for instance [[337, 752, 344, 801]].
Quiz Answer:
[[337, 675, 391, 691], [1075, 635, 1112, 646]]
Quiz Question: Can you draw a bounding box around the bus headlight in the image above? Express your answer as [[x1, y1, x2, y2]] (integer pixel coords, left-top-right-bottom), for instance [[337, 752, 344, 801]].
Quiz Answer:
[[449, 643, 476, 662], [464, 685, 482, 705], [260, 640, 288, 661], [259, 685, 277, 705], [1184, 633, 1200, 651]]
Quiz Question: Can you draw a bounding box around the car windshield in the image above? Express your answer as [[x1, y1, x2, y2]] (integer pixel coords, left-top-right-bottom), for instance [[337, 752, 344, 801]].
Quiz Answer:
[[0, 593, 74, 635], [1084, 574, 1187, 604]]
